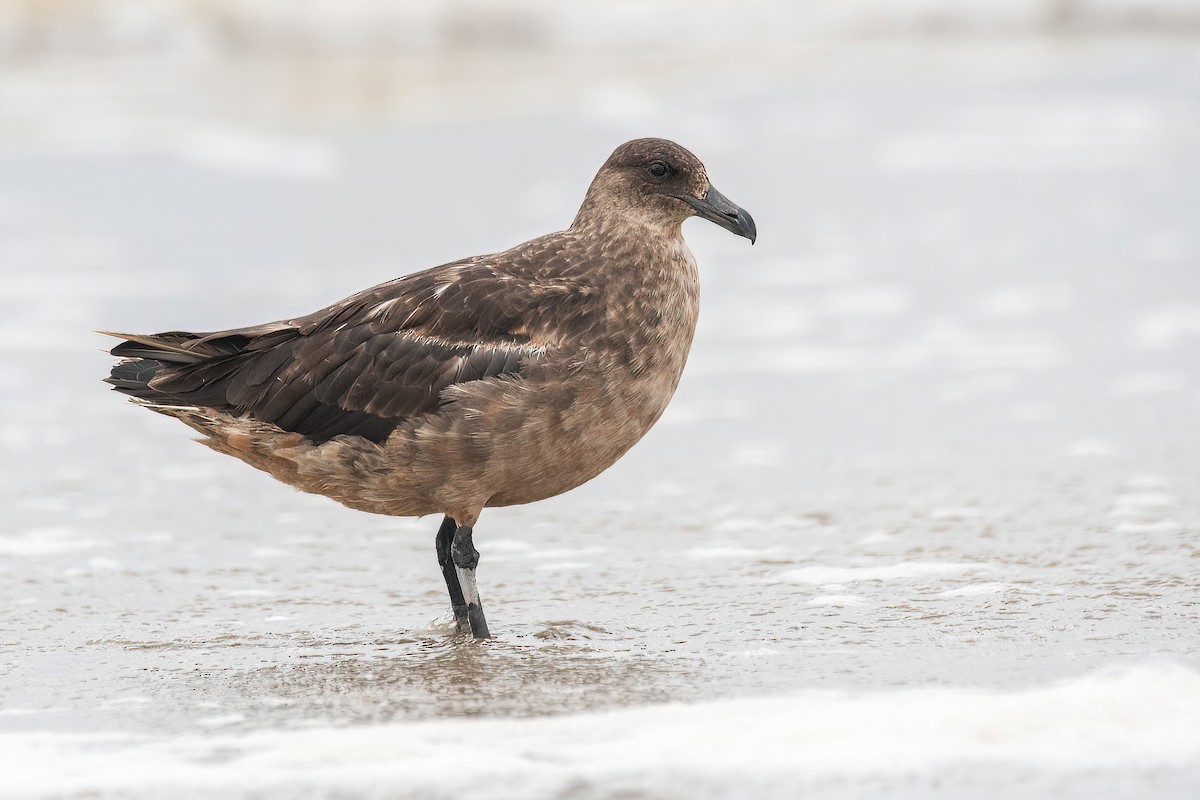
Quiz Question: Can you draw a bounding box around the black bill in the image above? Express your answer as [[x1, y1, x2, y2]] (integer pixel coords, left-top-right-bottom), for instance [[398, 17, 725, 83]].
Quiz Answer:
[[679, 184, 757, 244]]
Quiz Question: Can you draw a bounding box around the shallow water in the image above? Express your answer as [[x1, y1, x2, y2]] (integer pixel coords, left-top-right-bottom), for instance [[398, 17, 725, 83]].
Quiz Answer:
[[1, 31, 1199, 799]]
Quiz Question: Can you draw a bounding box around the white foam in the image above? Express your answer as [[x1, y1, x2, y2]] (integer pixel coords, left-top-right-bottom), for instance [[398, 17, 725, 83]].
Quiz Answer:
[[196, 714, 247, 729], [685, 545, 771, 561], [534, 547, 607, 560], [727, 441, 785, 468], [533, 561, 590, 572], [4, 663, 1199, 798], [250, 547, 288, 558], [929, 506, 983, 521], [1126, 474, 1170, 489], [734, 648, 782, 658], [712, 515, 825, 534], [0, 528, 100, 557], [940, 582, 1011, 597], [480, 539, 535, 554], [780, 561, 985, 585], [1114, 520, 1180, 535], [102, 697, 154, 708], [1110, 492, 1178, 516], [809, 595, 868, 607]]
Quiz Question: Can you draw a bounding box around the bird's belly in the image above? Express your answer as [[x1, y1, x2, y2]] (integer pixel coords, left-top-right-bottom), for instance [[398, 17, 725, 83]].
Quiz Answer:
[[474, 364, 682, 508]]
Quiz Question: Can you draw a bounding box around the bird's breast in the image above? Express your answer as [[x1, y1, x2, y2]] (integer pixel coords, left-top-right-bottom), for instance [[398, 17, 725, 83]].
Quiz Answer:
[[592, 241, 701, 425], [444, 241, 702, 510]]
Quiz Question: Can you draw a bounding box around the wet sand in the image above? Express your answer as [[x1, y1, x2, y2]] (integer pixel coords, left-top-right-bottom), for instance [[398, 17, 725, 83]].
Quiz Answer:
[[1, 33, 1199, 798]]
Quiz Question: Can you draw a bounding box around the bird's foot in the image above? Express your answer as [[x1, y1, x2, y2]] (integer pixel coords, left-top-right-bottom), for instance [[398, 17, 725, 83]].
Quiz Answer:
[[454, 572, 490, 638], [451, 601, 471, 633], [451, 525, 490, 638], [465, 600, 490, 639]]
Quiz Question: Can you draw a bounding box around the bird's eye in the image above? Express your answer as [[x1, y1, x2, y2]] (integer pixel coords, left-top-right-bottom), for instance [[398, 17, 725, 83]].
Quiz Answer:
[[647, 161, 671, 179]]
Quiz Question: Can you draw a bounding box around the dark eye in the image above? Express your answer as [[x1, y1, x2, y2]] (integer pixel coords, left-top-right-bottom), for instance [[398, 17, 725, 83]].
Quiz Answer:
[[647, 161, 671, 179]]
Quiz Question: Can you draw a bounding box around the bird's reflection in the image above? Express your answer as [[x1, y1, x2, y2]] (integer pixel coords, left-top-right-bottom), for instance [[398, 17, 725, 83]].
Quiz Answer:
[[214, 624, 692, 725]]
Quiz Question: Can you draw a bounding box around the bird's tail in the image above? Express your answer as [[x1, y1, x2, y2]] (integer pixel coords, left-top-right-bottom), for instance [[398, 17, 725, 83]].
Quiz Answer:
[[105, 357, 168, 402], [101, 330, 217, 406], [103, 328, 253, 407], [101, 323, 299, 409]]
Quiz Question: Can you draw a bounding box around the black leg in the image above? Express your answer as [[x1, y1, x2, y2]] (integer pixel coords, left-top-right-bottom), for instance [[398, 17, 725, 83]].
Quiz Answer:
[[450, 524, 491, 638], [435, 516, 470, 633]]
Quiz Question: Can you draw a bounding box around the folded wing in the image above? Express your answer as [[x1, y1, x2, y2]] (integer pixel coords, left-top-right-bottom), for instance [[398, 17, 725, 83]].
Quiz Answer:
[[105, 256, 582, 444]]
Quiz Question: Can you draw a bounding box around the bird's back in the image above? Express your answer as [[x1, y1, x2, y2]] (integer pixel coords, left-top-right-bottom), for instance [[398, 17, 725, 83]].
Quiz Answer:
[[106, 232, 597, 441]]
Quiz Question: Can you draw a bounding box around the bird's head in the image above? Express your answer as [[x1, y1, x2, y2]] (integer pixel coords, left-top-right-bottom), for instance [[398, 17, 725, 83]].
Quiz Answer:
[[575, 138, 756, 244]]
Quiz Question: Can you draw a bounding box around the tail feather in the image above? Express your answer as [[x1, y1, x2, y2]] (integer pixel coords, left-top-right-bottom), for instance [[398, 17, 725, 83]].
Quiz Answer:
[[102, 324, 301, 412], [104, 358, 170, 402], [100, 331, 211, 364], [103, 330, 221, 405]]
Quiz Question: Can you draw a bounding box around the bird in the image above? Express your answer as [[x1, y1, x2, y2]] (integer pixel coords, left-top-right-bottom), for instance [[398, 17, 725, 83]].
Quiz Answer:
[[103, 137, 756, 638]]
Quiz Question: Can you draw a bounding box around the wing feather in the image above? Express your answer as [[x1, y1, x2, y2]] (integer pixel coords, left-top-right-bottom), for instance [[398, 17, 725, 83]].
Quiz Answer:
[[107, 244, 596, 444]]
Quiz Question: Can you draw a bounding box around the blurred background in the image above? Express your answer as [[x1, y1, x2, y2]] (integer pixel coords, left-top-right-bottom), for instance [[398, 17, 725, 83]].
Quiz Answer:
[[1, 2, 1199, 798]]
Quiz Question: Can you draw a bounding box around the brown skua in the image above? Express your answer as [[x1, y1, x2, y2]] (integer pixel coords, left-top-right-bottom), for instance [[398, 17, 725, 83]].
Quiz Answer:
[[104, 138, 756, 637]]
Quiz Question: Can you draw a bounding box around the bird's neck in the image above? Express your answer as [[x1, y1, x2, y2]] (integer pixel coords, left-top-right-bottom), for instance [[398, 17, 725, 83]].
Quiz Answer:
[[570, 215, 696, 293], [571, 203, 683, 244], [565, 215, 701, 382]]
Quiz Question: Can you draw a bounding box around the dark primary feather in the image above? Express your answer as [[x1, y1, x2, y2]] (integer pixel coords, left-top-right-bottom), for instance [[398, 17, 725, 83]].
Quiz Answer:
[[106, 247, 595, 444]]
